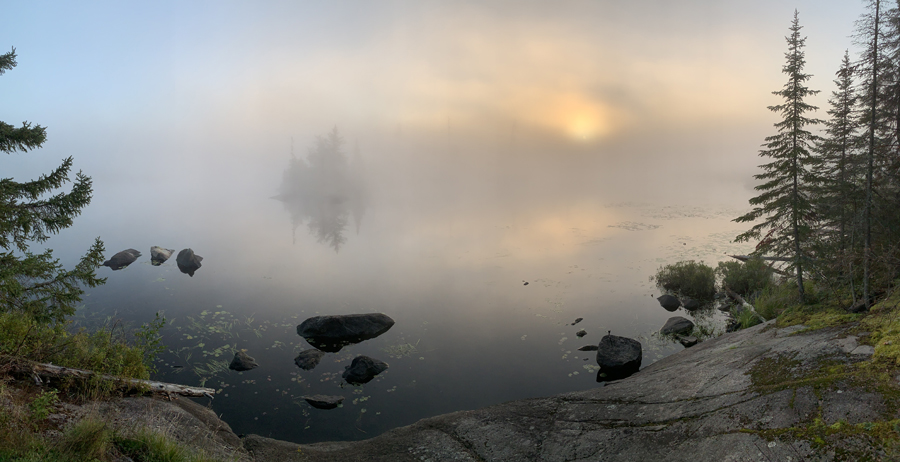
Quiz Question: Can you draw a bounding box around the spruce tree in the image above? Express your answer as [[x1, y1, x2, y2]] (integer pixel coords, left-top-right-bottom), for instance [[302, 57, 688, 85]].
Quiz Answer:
[[814, 51, 861, 260], [0, 47, 105, 323], [735, 11, 821, 303]]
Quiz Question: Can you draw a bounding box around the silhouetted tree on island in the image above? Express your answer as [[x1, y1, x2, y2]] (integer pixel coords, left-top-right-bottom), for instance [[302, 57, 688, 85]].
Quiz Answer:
[[274, 127, 368, 252], [736, 11, 822, 303], [0, 47, 106, 323]]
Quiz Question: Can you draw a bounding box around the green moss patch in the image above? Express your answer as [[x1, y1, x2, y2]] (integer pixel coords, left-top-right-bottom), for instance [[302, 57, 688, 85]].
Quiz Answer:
[[747, 418, 900, 460], [776, 304, 861, 331]]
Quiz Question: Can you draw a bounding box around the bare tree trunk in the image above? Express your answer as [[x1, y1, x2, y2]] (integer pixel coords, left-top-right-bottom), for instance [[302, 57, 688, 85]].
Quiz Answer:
[[865, 0, 880, 312]]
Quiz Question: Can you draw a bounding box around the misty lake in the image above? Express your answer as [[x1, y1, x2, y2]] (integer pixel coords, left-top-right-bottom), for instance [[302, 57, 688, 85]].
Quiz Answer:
[[68, 167, 753, 443]]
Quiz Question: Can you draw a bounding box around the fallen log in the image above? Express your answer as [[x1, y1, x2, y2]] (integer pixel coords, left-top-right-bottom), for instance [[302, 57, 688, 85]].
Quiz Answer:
[[2, 357, 215, 398], [724, 288, 767, 325], [728, 255, 791, 277], [729, 255, 793, 262]]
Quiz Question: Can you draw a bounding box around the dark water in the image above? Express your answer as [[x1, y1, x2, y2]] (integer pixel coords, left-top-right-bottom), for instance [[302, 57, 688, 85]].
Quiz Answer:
[[72, 200, 750, 444]]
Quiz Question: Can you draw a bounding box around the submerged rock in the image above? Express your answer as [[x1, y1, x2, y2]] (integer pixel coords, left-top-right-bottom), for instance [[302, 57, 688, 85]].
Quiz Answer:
[[578, 345, 599, 351], [576, 329, 587, 338], [678, 336, 699, 347], [297, 313, 395, 352], [661, 316, 694, 336], [342, 355, 388, 385], [102, 249, 141, 270], [176, 248, 203, 277], [150, 246, 175, 266], [302, 395, 344, 410], [229, 351, 258, 371], [657, 294, 681, 311], [294, 349, 325, 371], [682, 297, 702, 311], [572, 317, 584, 326]]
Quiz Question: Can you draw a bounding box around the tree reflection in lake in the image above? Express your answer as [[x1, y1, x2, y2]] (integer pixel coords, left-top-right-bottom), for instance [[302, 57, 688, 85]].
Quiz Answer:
[[273, 128, 368, 252]]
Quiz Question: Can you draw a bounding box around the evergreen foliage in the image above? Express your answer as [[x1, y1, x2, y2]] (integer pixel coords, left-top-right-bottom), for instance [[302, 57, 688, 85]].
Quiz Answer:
[[735, 11, 821, 303], [0, 47, 105, 323]]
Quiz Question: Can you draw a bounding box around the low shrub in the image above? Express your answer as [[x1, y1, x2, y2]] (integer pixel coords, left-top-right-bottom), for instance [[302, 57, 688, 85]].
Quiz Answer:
[[651, 260, 716, 301], [716, 258, 774, 298]]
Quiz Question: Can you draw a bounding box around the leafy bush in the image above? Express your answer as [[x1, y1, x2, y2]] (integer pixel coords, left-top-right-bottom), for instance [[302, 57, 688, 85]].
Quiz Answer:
[[28, 389, 59, 423], [716, 258, 774, 298], [651, 260, 716, 300]]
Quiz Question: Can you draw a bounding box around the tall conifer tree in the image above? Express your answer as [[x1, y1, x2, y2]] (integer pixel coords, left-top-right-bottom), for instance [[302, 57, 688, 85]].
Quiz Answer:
[[735, 11, 821, 302], [815, 51, 860, 256], [0, 47, 105, 323]]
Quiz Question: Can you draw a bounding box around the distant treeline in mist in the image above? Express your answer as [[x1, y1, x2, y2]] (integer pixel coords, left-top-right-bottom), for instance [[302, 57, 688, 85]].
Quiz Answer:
[[274, 127, 367, 252]]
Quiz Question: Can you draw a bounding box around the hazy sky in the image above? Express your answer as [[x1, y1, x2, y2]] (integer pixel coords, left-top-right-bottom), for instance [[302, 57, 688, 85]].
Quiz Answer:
[[2, 1, 867, 252]]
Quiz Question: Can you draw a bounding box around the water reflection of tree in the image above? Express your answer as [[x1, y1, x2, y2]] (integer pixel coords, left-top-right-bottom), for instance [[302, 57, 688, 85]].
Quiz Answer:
[[274, 127, 367, 252]]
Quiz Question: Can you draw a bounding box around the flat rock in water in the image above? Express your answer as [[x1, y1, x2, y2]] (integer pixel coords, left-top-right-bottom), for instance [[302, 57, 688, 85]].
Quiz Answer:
[[679, 336, 699, 347], [657, 294, 681, 311], [572, 317, 584, 325], [150, 246, 175, 266], [229, 351, 258, 372], [176, 248, 203, 277], [578, 345, 599, 351], [297, 313, 395, 352], [576, 329, 587, 338], [294, 349, 325, 371], [103, 249, 142, 270], [302, 395, 344, 410], [342, 355, 388, 385], [661, 316, 694, 336]]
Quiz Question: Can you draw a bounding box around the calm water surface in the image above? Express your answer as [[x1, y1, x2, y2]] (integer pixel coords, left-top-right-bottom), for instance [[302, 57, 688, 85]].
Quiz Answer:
[[67, 197, 753, 444]]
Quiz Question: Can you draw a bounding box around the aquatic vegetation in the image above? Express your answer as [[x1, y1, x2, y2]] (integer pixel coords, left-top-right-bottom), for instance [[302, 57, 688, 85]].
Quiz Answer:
[[382, 341, 419, 359], [651, 260, 716, 301]]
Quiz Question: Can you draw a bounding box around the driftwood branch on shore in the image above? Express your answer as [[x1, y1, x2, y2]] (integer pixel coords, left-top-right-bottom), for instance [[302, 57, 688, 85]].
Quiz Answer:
[[728, 255, 792, 277], [724, 288, 767, 325], [2, 357, 215, 398]]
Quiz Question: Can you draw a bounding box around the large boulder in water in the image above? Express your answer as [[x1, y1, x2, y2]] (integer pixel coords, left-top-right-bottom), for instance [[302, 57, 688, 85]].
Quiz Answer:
[[176, 248, 203, 277], [342, 355, 388, 385], [657, 294, 680, 311], [229, 350, 258, 371], [294, 349, 325, 371], [102, 249, 142, 270], [150, 246, 175, 266], [595, 334, 642, 382], [297, 313, 395, 352], [660, 316, 694, 336]]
